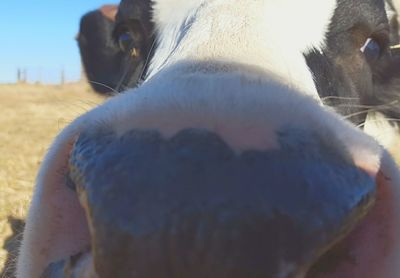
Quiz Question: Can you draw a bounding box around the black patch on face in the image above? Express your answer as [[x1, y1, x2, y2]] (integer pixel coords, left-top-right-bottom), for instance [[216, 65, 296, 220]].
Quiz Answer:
[[304, 0, 400, 126], [112, 0, 155, 91], [68, 128, 374, 277], [370, 53, 400, 121], [77, 9, 126, 94], [77, 1, 154, 95]]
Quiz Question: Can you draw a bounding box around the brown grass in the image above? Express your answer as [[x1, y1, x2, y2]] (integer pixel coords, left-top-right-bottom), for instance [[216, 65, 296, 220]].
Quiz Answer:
[[0, 83, 105, 276]]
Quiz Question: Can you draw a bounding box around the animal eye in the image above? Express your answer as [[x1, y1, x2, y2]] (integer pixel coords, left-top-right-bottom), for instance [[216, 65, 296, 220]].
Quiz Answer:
[[118, 32, 140, 58], [360, 38, 381, 62], [118, 32, 135, 52]]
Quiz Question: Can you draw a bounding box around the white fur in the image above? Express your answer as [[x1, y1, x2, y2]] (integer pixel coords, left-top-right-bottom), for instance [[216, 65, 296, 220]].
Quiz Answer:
[[386, 0, 397, 22], [365, 112, 400, 150], [389, 0, 400, 33], [148, 0, 336, 97]]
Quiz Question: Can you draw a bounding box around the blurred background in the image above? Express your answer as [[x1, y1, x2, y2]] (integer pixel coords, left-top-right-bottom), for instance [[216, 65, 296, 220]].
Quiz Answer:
[[0, 1, 117, 276], [0, 1, 118, 84]]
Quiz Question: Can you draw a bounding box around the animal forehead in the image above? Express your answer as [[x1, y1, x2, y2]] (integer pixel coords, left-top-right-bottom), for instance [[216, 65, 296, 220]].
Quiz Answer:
[[99, 5, 118, 22], [149, 0, 387, 27], [150, 0, 338, 23], [148, 0, 338, 55], [329, 0, 388, 34], [116, 0, 153, 23]]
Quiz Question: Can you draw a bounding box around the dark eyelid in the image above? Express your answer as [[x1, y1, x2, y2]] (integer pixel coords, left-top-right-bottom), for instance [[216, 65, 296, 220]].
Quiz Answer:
[[112, 22, 128, 43], [375, 22, 390, 34], [112, 19, 144, 44], [372, 23, 390, 50], [371, 36, 389, 57]]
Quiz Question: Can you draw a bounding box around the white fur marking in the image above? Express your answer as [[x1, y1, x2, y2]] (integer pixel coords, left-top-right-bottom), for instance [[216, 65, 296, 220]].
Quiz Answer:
[[148, 0, 337, 98]]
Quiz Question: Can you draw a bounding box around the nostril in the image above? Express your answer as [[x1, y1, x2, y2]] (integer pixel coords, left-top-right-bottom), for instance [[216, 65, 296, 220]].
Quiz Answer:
[[41, 251, 94, 278], [69, 127, 376, 277], [65, 171, 77, 192]]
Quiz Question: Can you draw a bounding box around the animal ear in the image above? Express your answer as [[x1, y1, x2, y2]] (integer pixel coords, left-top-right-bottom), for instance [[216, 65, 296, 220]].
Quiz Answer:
[[99, 5, 118, 22]]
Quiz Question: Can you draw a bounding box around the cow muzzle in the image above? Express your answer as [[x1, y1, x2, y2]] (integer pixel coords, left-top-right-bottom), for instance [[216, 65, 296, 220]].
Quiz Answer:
[[41, 126, 376, 278]]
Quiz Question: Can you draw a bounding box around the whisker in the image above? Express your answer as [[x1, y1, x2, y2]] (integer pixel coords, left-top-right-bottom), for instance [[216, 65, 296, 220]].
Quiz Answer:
[[343, 99, 400, 120], [335, 99, 400, 109], [49, 99, 98, 118], [358, 118, 400, 128], [343, 108, 374, 120], [321, 96, 361, 101], [139, 38, 157, 81], [89, 81, 121, 95]]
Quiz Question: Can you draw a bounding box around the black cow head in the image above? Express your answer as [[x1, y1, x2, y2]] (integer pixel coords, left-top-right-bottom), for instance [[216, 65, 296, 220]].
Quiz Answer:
[[77, 2, 154, 95]]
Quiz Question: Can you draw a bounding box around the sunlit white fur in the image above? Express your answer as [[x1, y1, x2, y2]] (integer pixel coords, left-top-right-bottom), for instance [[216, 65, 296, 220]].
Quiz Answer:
[[148, 0, 336, 96], [386, 0, 397, 24], [388, 0, 400, 34]]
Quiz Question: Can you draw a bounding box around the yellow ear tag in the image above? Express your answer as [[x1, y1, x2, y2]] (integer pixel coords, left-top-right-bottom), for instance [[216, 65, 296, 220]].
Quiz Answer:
[[131, 48, 139, 58]]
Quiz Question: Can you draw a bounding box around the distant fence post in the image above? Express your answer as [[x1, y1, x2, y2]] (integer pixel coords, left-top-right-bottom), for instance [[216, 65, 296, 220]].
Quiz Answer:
[[17, 68, 21, 83], [16, 68, 28, 83], [60, 68, 65, 85], [36, 69, 42, 85], [80, 64, 87, 83], [23, 69, 27, 83]]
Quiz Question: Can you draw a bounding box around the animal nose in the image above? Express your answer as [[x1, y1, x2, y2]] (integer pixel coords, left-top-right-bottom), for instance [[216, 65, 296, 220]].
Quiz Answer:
[[66, 126, 375, 277]]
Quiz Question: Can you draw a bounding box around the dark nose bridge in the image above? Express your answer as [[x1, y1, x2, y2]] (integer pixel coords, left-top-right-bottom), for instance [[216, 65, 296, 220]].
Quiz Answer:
[[69, 127, 375, 277]]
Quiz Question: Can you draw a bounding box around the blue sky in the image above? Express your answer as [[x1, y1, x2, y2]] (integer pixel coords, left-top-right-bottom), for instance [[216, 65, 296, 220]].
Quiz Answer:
[[0, 1, 118, 84]]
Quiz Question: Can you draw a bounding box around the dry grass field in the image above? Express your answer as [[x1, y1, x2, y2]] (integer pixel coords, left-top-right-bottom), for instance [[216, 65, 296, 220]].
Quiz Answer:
[[0, 83, 105, 277]]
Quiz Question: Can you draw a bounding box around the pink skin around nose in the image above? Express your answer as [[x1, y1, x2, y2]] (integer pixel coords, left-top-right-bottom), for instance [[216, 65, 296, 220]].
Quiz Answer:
[[17, 124, 91, 278], [317, 152, 400, 278]]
